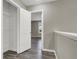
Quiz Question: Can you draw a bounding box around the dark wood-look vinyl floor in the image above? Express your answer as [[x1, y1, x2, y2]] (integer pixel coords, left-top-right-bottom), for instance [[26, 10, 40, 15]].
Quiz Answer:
[[3, 38, 56, 59]]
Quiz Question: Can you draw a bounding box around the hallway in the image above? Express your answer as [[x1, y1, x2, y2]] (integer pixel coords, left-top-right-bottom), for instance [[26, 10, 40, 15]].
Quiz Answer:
[[3, 0, 77, 59], [3, 38, 56, 59]]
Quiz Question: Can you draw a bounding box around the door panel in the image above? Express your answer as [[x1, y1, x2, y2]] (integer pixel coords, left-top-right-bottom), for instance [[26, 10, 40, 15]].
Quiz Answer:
[[19, 8, 31, 53]]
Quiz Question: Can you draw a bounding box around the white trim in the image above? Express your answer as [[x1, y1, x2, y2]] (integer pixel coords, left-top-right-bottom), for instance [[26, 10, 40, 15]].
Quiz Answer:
[[16, 7, 20, 54], [31, 20, 41, 21], [54, 31, 77, 40], [1, 0, 3, 56], [54, 52, 58, 59], [42, 49, 55, 53], [31, 9, 44, 50], [42, 49, 58, 59], [32, 36, 41, 37], [31, 10, 43, 13], [3, 49, 9, 53]]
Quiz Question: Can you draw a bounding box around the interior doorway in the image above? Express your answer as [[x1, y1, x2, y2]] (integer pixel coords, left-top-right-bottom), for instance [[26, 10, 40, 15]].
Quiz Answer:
[[31, 10, 43, 50]]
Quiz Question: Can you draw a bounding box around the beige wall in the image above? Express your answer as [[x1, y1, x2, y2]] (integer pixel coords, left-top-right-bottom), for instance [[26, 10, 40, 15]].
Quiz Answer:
[[26, 0, 77, 50], [31, 21, 41, 37]]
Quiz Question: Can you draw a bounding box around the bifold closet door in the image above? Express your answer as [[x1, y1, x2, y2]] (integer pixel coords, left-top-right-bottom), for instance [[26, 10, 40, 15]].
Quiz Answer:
[[19, 8, 31, 53]]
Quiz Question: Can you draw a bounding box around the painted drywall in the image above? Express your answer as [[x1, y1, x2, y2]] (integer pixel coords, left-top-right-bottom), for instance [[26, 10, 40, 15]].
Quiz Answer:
[[26, 0, 77, 50], [31, 21, 41, 37], [54, 33, 77, 59], [3, 0, 10, 52], [3, 0, 17, 52], [9, 2, 17, 51], [12, 0, 26, 9], [31, 12, 42, 21]]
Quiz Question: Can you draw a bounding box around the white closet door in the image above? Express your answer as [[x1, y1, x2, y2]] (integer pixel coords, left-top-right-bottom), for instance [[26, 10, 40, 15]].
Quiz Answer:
[[19, 8, 31, 53]]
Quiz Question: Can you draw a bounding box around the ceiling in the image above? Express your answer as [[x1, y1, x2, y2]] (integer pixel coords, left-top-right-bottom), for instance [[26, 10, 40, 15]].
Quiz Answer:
[[20, 0, 56, 6]]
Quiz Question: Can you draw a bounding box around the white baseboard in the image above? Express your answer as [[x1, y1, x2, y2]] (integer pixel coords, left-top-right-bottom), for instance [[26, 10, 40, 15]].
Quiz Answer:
[[8, 49, 17, 52], [42, 49, 58, 59], [32, 36, 41, 38], [3, 49, 9, 53], [42, 49, 55, 53]]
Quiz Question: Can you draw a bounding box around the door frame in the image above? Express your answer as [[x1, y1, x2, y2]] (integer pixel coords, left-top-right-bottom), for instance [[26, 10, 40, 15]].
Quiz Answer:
[[31, 10, 44, 50]]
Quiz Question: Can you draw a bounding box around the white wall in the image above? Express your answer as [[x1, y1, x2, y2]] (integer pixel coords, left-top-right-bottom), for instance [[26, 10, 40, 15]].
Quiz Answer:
[[10, 0, 26, 9], [3, 0, 17, 52], [31, 12, 42, 21], [9, 3, 17, 51], [54, 31, 77, 59], [27, 0, 77, 50], [3, 0, 10, 52]]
